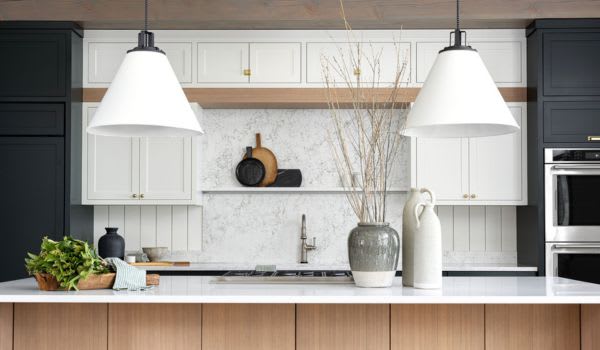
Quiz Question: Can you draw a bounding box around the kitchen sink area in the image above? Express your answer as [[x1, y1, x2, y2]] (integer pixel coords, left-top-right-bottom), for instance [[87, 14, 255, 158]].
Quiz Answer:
[[214, 270, 354, 284]]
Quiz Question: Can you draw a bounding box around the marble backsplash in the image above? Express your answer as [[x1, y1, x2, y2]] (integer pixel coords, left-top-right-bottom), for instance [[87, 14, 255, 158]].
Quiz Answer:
[[93, 109, 518, 267]]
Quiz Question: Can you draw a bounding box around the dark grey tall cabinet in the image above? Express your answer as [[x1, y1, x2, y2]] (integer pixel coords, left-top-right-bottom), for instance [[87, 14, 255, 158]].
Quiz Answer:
[[519, 19, 600, 275], [0, 22, 92, 281]]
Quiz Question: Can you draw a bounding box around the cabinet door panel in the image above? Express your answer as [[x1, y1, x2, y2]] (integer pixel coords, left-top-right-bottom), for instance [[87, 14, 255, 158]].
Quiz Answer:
[[417, 41, 522, 85], [485, 304, 580, 350], [139, 136, 192, 200], [0, 103, 64, 136], [250, 43, 301, 83], [544, 32, 600, 96], [415, 137, 469, 201], [0, 304, 11, 350], [109, 304, 201, 350], [203, 304, 294, 350], [0, 33, 67, 97], [297, 304, 389, 350], [544, 101, 600, 143], [85, 107, 140, 200], [14, 303, 107, 350], [88, 42, 192, 84], [582, 305, 600, 350], [0, 137, 64, 281], [469, 105, 523, 202], [391, 304, 484, 350], [197, 43, 249, 83]]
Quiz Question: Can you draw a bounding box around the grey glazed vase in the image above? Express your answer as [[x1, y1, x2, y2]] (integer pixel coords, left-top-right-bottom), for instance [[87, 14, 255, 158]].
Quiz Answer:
[[348, 223, 400, 288]]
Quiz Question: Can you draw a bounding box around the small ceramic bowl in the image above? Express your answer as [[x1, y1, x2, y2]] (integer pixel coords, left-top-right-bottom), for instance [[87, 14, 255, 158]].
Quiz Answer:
[[142, 247, 169, 262]]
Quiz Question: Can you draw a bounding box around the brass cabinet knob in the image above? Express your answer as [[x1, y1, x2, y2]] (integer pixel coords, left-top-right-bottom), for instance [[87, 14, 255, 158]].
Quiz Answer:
[[132, 194, 137, 198], [353, 67, 361, 76], [470, 194, 477, 199], [140, 194, 145, 199], [243, 69, 251, 76], [463, 194, 469, 199]]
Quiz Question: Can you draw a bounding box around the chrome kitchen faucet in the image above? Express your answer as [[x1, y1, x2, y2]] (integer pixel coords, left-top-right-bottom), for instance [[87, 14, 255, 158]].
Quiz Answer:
[[300, 214, 317, 264]]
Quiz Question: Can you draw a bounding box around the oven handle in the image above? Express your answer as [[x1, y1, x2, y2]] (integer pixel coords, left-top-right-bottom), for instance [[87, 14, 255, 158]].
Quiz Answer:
[[550, 165, 600, 170], [551, 244, 600, 254]]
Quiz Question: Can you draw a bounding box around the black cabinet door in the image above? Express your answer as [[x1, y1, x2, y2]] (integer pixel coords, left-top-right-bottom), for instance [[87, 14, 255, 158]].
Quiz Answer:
[[0, 103, 64, 136], [0, 137, 64, 281], [544, 101, 600, 142], [543, 32, 600, 96], [0, 33, 67, 98]]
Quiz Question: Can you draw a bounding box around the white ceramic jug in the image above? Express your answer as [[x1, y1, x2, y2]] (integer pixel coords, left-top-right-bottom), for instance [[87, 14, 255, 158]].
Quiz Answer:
[[413, 201, 442, 289], [402, 188, 435, 287]]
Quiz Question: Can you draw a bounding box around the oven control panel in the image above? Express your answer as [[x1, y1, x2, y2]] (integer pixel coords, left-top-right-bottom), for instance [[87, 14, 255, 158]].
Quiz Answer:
[[546, 148, 600, 163]]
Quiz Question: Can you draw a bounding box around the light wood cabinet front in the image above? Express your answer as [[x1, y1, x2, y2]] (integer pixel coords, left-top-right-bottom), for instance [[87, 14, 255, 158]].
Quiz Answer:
[[485, 304, 580, 350], [108, 304, 202, 350], [296, 304, 389, 350], [202, 303, 295, 350], [391, 304, 484, 350], [14, 303, 108, 350], [581, 305, 600, 350], [0, 304, 12, 350]]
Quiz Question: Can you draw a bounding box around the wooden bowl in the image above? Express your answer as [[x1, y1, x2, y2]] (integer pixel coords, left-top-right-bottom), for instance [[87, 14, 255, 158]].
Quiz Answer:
[[33, 273, 160, 291]]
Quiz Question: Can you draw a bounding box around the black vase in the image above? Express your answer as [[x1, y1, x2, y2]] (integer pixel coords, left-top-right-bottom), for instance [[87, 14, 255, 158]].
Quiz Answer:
[[98, 227, 125, 259]]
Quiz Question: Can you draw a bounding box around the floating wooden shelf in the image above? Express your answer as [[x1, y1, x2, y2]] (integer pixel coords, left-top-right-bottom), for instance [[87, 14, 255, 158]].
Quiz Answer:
[[201, 187, 408, 194], [83, 87, 526, 109]]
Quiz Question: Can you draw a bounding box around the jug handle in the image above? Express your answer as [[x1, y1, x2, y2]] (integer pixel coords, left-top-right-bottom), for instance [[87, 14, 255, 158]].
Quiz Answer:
[[420, 188, 436, 207], [414, 202, 426, 228]]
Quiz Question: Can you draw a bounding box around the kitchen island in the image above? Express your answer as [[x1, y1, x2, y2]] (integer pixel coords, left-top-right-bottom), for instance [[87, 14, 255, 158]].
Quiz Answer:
[[1, 276, 598, 350]]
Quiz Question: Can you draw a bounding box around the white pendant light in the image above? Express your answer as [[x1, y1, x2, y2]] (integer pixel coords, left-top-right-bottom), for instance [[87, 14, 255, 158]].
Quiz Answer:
[[404, 0, 519, 138], [87, 0, 203, 137]]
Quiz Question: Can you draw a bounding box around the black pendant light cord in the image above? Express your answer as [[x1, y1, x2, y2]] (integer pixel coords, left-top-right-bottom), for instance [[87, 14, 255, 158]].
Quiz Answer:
[[128, 0, 164, 54], [456, 0, 460, 31], [441, 0, 474, 52]]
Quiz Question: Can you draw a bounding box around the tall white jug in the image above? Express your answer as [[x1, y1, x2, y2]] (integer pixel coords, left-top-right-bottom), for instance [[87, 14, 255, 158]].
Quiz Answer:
[[413, 201, 442, 289], [402, 188, 434, 287]]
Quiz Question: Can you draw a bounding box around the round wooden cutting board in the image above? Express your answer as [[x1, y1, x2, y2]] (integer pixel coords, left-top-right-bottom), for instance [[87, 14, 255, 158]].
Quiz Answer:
[[244, 133, 277, 187]]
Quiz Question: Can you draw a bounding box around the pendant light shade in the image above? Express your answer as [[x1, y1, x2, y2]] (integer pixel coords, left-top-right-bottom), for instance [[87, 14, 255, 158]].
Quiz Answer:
[[403, 0, 519, 138], [87, 50, 203, 137], [403, 49, 519, 138], [87, 0, 203, 137]]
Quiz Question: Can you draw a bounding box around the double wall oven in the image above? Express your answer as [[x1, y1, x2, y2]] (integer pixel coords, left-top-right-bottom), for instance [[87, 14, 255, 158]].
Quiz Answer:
[[545, 148, 600, 283]]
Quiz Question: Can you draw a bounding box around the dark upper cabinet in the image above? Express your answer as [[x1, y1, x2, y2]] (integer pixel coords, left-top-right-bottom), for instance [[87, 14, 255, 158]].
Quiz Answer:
[[543, 32, 600, 96], [544, 101, 600, 143], [0, 103, 64, 136], [0, 32, 68, 98], [0, 137, 64, 281]]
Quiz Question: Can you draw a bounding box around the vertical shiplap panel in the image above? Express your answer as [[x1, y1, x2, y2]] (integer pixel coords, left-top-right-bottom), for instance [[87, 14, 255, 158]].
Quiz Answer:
[[156, 206, 172, 249], [108, 206, 125, 233], [453, 206, 470, 251], [485, 206, 503, 252], [172, 206, 188, 250], [124, 206, 141, 252], [437, 206, 454, 252], [501, 206, 517, 252], [469, 206, 486, 252], [93, 206, 109, 248], [140, 206, 157, 248], [187, 206, 203, 251]]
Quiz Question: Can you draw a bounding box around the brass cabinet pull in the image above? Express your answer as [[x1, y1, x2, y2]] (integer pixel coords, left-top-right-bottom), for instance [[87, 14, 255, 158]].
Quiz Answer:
[[132, 194, 137, 198], [140, 194, 145, 199], [243, 69, 251, 76], [588, 136, 600, 141], [353, 68, 361, 76], [463, 194, 469, 199], [470, 194, 477, 199]]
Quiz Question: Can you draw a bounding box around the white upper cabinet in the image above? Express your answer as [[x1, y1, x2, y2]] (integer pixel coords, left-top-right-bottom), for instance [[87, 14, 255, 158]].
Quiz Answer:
[[411, 103, 527, 205], [197, 43, 249, 83], [306, 42, 411, 84], [250, 43, 301, 83], [85, 107, 140, 200], [82, 103, 201, 205], [415, 41, 524, 86], [87, 42, 192, 84]]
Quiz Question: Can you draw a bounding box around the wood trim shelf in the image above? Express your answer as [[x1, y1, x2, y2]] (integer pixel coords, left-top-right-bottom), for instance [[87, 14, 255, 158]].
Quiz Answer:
[[83, 87, 527, 109]]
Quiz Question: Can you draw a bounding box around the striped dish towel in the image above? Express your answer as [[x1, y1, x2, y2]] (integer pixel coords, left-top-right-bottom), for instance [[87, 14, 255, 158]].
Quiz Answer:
[[104, 258, 151, 291]]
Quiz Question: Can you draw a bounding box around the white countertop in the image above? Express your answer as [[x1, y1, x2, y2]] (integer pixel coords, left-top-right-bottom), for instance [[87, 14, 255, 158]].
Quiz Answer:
[[136, 263, 537, 272], [0, 276, 596, 304]]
